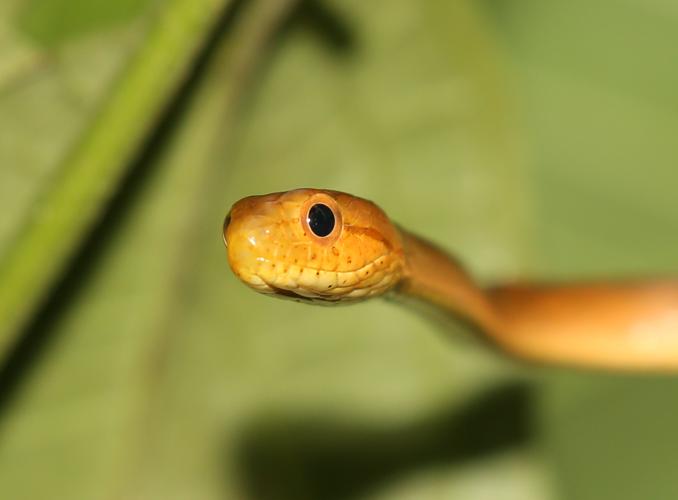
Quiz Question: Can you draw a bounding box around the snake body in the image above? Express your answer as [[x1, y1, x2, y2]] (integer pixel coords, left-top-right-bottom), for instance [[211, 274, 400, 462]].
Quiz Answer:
[[223, 188, 678, 371]]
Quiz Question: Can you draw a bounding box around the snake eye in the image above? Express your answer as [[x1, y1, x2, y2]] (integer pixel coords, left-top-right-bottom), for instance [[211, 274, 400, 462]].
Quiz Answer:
[[307, 203, 335, 237]]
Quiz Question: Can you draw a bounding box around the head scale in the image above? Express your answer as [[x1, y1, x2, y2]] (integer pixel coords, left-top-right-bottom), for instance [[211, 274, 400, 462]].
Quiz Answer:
[[223, 189, 405, 303]]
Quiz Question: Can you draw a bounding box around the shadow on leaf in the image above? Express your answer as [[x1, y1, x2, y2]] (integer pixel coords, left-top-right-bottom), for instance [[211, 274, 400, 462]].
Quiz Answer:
[[233, 381, 533, 500]]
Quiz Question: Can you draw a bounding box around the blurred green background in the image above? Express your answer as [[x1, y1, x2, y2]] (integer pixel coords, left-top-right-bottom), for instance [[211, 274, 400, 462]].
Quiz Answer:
[[1, 0, 678, 499]]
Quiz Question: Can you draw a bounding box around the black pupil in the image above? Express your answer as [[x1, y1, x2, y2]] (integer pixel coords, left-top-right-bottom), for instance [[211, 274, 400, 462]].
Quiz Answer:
[[307, 204, 335, 237]]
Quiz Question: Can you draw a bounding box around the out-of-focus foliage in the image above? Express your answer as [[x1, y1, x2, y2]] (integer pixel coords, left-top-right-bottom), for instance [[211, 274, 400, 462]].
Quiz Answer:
[[0, 1, 677, 500], [485, 2, 678, 499]]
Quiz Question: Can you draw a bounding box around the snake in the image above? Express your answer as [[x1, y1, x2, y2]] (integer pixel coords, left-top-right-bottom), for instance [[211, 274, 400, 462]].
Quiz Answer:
[[223, 188, 678, 371]]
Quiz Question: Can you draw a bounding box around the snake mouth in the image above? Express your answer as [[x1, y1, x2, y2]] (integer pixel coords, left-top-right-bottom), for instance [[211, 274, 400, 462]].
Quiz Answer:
[[251, 253, 399, 304], [267, 283, 349, 305], [222, 212, 232, 247], [267, 284, 320, 303]]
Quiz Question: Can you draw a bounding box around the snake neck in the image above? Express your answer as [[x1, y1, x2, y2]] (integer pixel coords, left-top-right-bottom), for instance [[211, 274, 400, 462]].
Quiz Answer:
[[396, 229, 502, 335]]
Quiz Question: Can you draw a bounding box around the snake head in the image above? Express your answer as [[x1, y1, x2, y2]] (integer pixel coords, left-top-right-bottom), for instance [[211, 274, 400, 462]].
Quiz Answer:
[[223, 188, 405, 304]]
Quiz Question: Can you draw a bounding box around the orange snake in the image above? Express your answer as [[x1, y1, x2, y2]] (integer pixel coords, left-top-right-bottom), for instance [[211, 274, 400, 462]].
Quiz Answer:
[[223, 188, 678, 371]]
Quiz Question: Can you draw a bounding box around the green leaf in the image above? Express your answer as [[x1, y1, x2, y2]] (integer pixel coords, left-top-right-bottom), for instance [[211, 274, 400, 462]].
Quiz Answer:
[[17, 0, 154, 46], [486, 2, 678, 500], [11, 1, 678, 500], [0, 0, 535, 498]]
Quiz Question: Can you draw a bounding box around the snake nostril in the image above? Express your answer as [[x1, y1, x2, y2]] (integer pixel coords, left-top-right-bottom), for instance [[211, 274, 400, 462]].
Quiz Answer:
[[222, 212, 232, 247]]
